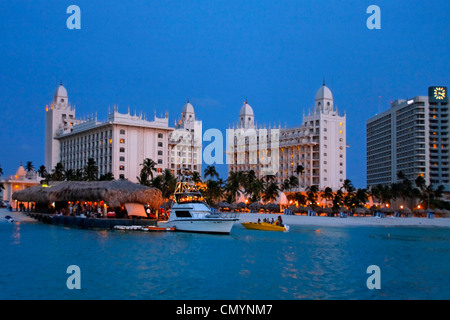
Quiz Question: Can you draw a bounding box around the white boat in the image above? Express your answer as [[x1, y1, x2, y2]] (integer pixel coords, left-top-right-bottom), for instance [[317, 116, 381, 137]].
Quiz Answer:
[[162, 180, 239, 234]]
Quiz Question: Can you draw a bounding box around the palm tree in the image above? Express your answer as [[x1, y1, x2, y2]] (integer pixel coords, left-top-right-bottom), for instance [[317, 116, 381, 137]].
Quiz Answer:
[[137, 170, 150, 186], [321, 187, 334, 207], [84, 158, 99, 181], [191, 171, 202, 185], [99, 172, 115, 181], [140, 158, 158, 181], [64, 169, 76, 181], [37, 165, 47, 178], [355, 188, 369, 208], [281, 179, 291, 192], [295, 164, 305, 188], [247, 178, 264, 203], [204, 165, 219, 180], [25, 161, 35, 173], [51, 162, 65, 181], [291, 192, 307, 206], [306, 185, 319, 206], [225, 171, 243, 203], [332, 189, 344, 212], [262, 181, 279, 203], [151, 169, 177, 201], [203, 179, 223, 205]]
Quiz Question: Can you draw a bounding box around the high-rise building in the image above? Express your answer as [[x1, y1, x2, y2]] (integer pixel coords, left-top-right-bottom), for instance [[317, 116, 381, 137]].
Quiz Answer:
[[366, 86, 449, 190], [227, 83, 347, 191]]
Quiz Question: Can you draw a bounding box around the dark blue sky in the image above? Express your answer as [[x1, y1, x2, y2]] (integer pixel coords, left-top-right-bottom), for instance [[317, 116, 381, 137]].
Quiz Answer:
[[1, 0, 449, 187]]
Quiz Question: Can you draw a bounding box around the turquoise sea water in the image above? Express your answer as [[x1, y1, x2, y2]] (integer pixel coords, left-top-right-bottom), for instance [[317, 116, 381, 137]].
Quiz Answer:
[[1, 217, 449, 300]]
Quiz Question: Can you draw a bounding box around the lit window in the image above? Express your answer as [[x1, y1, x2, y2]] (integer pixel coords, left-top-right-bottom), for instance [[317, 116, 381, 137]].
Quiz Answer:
[[339, 122, 343, 126], [119, 165, 125, 171], [120, 139, 125, 144]]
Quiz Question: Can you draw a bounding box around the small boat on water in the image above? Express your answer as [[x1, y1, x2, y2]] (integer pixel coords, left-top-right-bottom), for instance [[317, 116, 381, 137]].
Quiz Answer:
[[242, 222, 289, 232], [161, 179, 239, 234], [114, 225, 143, 231], [142, 226, 175, 232], [4, 215, 15, 223], [113, 225, 175, 232]]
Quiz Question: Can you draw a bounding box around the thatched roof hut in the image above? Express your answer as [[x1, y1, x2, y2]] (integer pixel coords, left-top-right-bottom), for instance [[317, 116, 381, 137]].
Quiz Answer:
[[12, 180, 162, 209], [217, 201, 230, 208]]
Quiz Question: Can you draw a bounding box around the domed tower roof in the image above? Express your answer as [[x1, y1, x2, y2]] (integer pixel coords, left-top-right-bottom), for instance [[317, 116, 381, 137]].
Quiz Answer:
[[52, 82, 69, 109], [239, 101, 254, 116], [315, 83, 333, 101], [238, 100, 255, 129], [54, 83, 68, 100], [182, 101, 195, 114], [314, 82, 334, 113]]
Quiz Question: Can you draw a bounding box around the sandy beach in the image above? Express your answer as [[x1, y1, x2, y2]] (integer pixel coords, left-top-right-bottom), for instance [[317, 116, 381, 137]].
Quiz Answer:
[[0, 209, 36, 222], [236, 213, 450, 228]]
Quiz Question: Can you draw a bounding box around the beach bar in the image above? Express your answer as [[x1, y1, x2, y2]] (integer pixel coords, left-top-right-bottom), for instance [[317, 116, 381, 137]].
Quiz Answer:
[[12, 180, 163, 229]]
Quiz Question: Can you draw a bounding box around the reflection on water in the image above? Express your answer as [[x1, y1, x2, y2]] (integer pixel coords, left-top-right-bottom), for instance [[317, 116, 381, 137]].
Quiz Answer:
[[12, 222, 21, 245], [0, 222, 449, 300]]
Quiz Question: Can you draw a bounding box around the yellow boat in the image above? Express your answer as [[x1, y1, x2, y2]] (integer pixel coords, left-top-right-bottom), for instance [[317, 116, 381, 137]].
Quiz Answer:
[[241, 222, 289, 232]]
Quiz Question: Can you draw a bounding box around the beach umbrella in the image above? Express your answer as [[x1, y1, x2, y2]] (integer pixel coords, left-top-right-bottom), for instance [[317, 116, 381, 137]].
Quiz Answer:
[[413, 208, 425, 217], [267, 203, 280, 213], [400, 206, 412, 215], [442, 209, 450, 218], [217, 201, 230, 208], [321, 207, 333, 214], [354, 207, 367, 215], [237, 202, 247, 208]]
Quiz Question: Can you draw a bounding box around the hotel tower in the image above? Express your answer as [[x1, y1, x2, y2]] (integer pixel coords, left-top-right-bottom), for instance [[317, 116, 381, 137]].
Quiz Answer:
[[227, 83, 347, 191], [44, 84, 202, 182], [366, 86, 449, 191]]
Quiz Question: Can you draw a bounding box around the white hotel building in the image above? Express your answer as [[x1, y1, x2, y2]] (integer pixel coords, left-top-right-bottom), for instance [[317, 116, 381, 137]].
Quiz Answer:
[[227, 83, 347, 191], [45, 84, 201, 182]]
